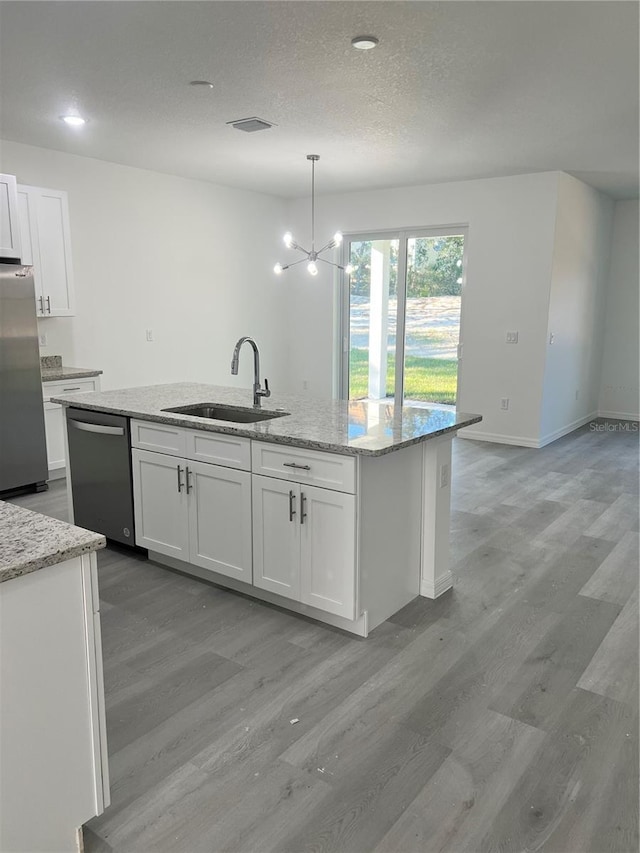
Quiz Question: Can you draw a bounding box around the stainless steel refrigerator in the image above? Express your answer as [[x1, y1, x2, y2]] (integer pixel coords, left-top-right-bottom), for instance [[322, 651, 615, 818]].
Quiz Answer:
[[0, 262, 48, 494]]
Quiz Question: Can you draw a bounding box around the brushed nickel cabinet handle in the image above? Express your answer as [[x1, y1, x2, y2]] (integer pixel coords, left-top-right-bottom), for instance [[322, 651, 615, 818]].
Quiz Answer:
[[300, 492, 307, 525], [63, 387, 81, 392], [38, 296, 44, 314], [288, 489, 296, 522], [186, 466, 193, 494], [46, 295, 51, 313], [283, 462, 311, 471], [177, 465, 184, 493]]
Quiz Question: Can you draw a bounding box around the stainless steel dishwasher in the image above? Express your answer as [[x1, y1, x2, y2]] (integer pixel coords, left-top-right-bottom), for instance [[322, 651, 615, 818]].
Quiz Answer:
[[66, 407, 136, 547]]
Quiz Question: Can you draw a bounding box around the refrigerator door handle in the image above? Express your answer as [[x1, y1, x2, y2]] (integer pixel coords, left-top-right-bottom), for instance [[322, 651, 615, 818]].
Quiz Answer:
[[69, 420, 125, 436]]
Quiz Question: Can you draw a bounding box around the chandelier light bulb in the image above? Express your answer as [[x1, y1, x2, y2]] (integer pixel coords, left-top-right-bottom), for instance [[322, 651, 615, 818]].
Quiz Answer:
[[274, 263, 283, 274], [344, 264, 354, 275], [283, 232, 293, 248], [307, 261, 318, 276], [333, 232, 343, 246]]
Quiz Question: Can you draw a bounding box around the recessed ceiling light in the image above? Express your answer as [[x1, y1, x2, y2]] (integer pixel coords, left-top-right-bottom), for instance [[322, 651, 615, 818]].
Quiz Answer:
[[189, 80, 214, 88], [351, 35, 379, 50], [60, 115, 86, 127]]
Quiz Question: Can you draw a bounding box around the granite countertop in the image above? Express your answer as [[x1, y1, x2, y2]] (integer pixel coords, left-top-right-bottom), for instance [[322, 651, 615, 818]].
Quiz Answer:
[[40, 354, 102, 383], [51, 382, 482, 457], [0, 501, 106, 583], [41, 366, 103, 382]]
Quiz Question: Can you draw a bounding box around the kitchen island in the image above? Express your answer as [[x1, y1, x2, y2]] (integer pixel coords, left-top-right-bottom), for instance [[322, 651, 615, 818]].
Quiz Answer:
[[53, 383, 482, 637], [0, 502, 109, 852]]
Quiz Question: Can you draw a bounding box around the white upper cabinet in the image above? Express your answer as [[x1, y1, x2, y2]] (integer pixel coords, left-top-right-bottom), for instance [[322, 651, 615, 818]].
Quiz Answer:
[[0, 173, 22, 260], [17, 184, 75, 316]]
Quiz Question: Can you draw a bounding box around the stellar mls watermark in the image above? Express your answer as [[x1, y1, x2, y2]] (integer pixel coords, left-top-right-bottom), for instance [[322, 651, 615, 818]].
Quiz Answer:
[[589, 421, 639, 432]]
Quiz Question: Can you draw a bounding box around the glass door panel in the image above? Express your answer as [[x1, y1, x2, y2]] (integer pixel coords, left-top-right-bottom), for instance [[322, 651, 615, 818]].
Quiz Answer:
[[403, 234, 464, 406], [347, 238, 399, 401]]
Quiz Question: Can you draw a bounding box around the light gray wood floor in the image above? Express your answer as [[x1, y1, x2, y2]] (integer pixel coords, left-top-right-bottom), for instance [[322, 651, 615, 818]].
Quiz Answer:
[[10, 421, 639, 852]]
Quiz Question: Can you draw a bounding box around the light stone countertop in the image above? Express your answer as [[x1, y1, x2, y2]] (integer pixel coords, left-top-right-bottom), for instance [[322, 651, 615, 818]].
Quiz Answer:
[[0, 501, 106, 583], [51, 382, 482, 457], [41, 366, 103, 382]]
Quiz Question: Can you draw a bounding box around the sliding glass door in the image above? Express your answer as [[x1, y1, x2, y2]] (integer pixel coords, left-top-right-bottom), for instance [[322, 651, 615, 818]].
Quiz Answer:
[[341, 227, 467, 407]]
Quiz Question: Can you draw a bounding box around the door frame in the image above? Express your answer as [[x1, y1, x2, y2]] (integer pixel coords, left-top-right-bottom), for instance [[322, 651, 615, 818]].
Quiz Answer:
[[339, 225, 469, 406]]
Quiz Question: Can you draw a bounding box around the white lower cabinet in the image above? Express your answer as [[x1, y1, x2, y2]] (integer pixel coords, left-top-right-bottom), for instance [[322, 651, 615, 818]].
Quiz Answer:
[[252, 474, 356, 619], [132, 448, 252, 582]]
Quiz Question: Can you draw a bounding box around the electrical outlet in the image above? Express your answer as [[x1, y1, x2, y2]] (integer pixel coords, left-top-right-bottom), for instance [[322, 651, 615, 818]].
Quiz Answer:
[[506, 331, 519, 344], [575, 389, 579, 401], [145, 329, 154, 342], [549, 332, 555, 345], [39, 333, 48, 347], [302, 379, 308, 391], [439, 463, 450, 488], [500, 398, 510, 411]]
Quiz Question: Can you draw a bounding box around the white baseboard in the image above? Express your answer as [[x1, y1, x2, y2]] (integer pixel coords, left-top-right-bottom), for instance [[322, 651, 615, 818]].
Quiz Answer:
[[458, 430, 540, 448], [538, 411, 599, 448], [597, 410, 640, 421], [420, 571, 453, 599]]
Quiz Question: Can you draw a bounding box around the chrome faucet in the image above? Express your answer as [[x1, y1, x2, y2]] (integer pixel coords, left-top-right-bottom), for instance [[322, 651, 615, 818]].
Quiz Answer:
[[230, 336, 271, 407]]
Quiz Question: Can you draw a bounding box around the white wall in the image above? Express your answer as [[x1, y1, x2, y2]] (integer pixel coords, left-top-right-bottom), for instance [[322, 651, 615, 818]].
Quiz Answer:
[[540, 174, 614, 443], [0, 140, 288, 394], [283, 172, 560, 446], [598, 199, 639, 419]]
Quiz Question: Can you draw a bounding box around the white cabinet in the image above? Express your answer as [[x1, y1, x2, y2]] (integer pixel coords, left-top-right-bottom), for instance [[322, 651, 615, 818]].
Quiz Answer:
[[252, 475, 356, 619], [132, 447, 252, 582], [17, 184, 75, 316], [0, 173, 22, 260], [0, 552, 108, 851], [132, 448, 190, 560], [43, 377, 100, 478]]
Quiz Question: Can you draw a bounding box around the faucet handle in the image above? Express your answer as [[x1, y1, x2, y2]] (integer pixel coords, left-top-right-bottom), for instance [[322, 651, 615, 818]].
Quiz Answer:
[[263, 378, 271, 398]]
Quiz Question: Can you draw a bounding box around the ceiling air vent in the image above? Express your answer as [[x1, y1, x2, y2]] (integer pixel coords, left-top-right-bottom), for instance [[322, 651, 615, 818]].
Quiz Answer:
[[227, 117, 275, 133]]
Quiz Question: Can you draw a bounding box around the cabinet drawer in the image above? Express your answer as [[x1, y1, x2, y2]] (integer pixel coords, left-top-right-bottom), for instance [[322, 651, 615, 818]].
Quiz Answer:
[[186, 430, 250, 471], [131, 419, 187, 457], [43, 378, 97, 400], [251, 442, 356, 494]]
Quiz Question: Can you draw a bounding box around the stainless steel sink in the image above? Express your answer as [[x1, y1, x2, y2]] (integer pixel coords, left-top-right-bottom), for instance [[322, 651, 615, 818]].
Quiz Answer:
[[162, 403, 289, 424]]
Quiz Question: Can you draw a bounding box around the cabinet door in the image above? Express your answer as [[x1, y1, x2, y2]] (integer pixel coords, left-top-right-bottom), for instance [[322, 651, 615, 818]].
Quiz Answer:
[[0, 173, 21, 260], [300, 485, 356, 619], [34, 188, 75, 315], [17, 189, 45, 314], [132, 448, 189, 559], [44, 402, 66, 474], [252, 475, 300, 600], [17, 185, 75, 316], [188, 460, 252, 582]]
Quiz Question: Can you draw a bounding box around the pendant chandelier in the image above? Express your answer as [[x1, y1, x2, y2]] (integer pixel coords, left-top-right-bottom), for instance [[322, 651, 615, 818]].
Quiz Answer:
[[274, 155, 353, 277]]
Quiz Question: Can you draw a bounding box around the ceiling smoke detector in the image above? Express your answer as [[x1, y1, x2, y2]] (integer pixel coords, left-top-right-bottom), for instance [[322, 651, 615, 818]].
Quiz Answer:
[[227, 117, 275, 133]]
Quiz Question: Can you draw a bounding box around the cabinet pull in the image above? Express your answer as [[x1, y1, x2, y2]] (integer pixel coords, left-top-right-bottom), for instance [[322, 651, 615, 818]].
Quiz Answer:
[[288, 489, 296, 522], [177, 465, 184, 493], [38, 295, 44, 314], [46, 295, 51, 313], [283, 462, 311, 471], [63, 387, 81, 392], [300, 492, 307, 525], [186, 466, 193, 494]]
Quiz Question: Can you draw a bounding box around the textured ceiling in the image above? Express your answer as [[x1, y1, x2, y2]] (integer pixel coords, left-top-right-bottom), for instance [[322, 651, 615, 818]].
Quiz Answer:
[[0, 1, 637, 199]]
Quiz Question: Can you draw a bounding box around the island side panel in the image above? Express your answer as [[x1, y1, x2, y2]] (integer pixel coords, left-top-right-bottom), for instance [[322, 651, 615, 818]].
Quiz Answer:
[[358, 443, 423, 632], [420, 434, 454, 598], [0, 554, 106, 851]]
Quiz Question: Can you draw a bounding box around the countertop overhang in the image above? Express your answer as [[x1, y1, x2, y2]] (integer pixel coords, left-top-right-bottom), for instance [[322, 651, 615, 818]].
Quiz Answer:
[[51, 382, 482, 457], [0, 502, 106, 583]]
